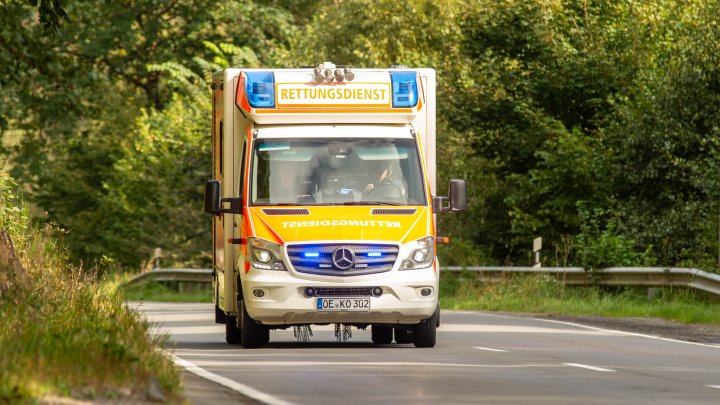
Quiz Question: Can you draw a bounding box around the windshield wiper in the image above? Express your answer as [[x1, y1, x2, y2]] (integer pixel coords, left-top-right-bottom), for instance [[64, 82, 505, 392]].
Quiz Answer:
[[254, 203, 305, 206], [341, 201, 402, 206]]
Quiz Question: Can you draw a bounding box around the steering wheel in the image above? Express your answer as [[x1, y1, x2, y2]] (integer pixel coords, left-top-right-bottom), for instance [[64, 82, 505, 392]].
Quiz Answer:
[[366, 183, 403, 199]]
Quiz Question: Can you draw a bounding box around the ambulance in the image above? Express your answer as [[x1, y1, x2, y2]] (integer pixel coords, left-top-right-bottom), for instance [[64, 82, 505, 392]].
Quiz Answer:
[[204, 62, 466, 348]]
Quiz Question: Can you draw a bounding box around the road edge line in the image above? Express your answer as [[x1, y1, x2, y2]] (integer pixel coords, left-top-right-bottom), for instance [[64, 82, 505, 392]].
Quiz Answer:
[[476, 311, 720, 350], [167, 351, 296, 405], [536, 318, 720, 349]]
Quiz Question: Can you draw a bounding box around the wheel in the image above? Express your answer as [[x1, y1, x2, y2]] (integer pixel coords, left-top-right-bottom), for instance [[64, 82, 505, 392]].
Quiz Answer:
[[371, 324, 393, 344], [225, 315, 242, 344], [413, 310, 438, 348], [240, 299, 269, 348], [394, 327, 413, 344]]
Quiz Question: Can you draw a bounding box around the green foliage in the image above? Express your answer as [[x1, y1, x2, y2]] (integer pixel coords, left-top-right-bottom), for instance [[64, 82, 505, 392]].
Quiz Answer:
[[1, 0, 299, 268], [0, 172, 28, 243], [573, 206, 653, 271], [3, 0, 720, 272], [98, 95, 211, 267]]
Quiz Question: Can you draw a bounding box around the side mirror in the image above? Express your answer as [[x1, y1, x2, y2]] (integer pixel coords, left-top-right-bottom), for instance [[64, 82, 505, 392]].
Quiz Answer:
[[204, 180, 221, 214], [432, 196, 447, 213], [449, 179, 467, 212], [205, 180, 243, 215]]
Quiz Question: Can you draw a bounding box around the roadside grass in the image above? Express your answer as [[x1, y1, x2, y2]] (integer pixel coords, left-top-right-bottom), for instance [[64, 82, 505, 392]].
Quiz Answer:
[[0, 175, 182, 403], [439, 271, 720, 325]]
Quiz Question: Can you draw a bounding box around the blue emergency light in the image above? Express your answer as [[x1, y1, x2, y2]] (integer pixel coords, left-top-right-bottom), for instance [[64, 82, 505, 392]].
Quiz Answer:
[[367, 252, 382, 257], [304, 252, 320, 258], [245, 71, 275, 108], [390, 71, 418, 108]]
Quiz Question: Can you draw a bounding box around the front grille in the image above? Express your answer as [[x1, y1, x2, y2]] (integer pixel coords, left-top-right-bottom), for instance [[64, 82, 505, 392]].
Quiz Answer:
[[371, 208, 418, 215], [262, 208, 310, 216], [287, 244, 399, 276], [307, 287, 375, 297]]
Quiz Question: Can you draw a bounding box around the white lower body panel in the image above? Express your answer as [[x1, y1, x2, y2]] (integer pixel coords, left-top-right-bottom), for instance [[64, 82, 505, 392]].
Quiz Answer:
[[241, 266, 438, 326]]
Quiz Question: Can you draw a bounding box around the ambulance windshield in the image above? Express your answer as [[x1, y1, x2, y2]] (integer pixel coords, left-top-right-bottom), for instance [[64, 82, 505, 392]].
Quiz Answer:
[[250, 138, 426, 206]]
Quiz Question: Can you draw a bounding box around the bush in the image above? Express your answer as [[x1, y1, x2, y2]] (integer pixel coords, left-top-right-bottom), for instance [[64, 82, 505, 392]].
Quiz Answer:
[[573, 206, 654, 271]]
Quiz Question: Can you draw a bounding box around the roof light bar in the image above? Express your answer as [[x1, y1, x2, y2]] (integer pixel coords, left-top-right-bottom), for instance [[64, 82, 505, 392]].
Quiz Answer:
[[245, 71, 275, 108], [390, 71, 418, 108]]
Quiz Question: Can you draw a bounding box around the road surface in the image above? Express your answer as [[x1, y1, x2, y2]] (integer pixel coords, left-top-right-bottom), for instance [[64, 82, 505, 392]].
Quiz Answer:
[[136, 302, 720, 404]]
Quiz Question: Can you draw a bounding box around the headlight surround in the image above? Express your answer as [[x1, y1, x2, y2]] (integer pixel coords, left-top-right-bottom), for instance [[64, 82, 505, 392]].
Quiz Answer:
[[247, 237, 286, 271], [400, 236, 435, 270]]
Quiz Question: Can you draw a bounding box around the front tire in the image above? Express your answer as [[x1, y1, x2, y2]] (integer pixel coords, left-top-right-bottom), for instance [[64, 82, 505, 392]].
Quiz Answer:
[[413, 310, 438, 348], [371, 325, 393, 344], [240, 300, 269, 348]]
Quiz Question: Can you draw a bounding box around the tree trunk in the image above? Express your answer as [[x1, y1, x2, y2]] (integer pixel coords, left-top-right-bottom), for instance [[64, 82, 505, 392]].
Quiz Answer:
[[0, 228, 25, 295]]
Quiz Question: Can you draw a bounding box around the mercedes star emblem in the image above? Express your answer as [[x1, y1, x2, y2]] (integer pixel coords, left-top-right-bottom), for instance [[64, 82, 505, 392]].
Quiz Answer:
[[332, 247, 355, 270]]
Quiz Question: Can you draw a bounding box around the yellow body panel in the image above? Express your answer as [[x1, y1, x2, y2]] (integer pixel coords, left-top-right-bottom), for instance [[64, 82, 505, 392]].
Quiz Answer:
[[249, 206, 430, 245]]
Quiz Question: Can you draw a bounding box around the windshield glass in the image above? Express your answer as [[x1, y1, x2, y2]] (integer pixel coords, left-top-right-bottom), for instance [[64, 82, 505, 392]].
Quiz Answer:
[[250, 138, 426, 206]]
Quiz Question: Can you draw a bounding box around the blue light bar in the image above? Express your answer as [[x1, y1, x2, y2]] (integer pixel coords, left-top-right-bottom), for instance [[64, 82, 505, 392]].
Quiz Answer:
[[368, 252, 382, 257], [245, 71, 275, 108], [390, 71, 418, 108], [304, 252, 320, 258]]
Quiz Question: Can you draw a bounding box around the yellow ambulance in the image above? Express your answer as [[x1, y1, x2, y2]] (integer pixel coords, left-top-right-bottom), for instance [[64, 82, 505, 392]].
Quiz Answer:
[[204, 62, 466, 348]]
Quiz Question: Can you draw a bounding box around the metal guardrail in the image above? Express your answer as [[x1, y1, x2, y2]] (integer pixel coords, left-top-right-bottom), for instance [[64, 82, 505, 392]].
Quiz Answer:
[[444, 266, 720, 296], [121, 266, 720, 296], [123, 268, 212, 286]]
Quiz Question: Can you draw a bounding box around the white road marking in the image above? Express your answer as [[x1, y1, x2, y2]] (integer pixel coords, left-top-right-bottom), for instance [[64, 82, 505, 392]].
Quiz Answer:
[[473, 346, 508, 352], [169, 352, 296, 405], [563, 363, 615, 373], [187, 360, 563, 369], [496, 315, 720, 350], [439, 323, 625, 335], [706, 385, 720, 389]]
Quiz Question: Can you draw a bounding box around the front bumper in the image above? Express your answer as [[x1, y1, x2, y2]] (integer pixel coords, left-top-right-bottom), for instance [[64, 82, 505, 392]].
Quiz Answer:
[[241, 265, 438, 326]]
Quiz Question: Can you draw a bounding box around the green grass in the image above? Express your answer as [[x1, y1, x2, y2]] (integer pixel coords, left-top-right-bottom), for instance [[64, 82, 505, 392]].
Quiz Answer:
[[0, 233, 183, 403], [439, 271, 720, 324], [0, 174, 183, 403]]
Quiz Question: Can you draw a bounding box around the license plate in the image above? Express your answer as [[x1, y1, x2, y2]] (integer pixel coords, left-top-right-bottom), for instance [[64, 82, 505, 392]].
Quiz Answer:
[[316, 297, 371, 312]]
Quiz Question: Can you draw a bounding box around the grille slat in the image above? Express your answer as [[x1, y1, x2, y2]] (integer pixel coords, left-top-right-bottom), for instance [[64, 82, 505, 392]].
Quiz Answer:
[[262, 208, 310, 216], [309, 287, 374, 297], [371, 208, 418, 215], [287, 243, 399, 276]]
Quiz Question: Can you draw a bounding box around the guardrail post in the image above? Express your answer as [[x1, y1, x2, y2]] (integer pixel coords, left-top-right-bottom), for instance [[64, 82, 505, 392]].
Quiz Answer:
[[153, 247, 162, 270], [532, 237, 542, 268], [647, 287, 658, 301]]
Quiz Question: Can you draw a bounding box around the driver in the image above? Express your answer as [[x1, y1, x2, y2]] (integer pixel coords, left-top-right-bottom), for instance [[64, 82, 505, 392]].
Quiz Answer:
[[364, 162, 405, 196]]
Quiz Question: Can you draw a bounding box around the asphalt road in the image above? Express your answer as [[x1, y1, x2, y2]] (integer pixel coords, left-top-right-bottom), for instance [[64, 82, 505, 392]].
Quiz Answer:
[[136, 302, 720, 404]]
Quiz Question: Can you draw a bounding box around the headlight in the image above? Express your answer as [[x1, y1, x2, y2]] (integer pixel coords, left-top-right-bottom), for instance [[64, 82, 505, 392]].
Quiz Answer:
[[400, 236, 434, 270], [247, 237, 286, 271]]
